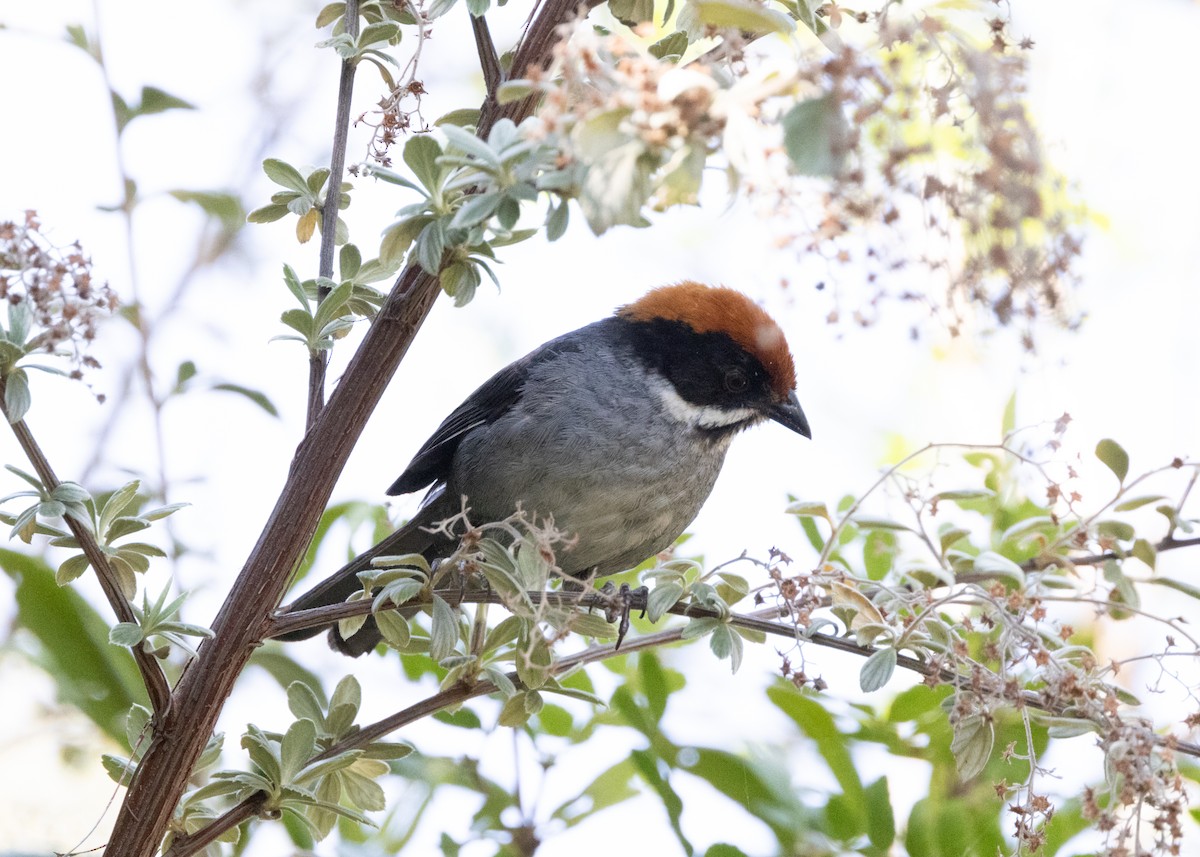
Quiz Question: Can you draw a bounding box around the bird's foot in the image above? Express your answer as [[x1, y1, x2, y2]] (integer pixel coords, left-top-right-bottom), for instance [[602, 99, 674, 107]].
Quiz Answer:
[[600, 582, 648, 650]]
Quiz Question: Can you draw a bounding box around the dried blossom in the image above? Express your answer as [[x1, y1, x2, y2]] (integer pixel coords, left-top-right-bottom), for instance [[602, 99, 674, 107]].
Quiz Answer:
[[0, 210, 117, 373]]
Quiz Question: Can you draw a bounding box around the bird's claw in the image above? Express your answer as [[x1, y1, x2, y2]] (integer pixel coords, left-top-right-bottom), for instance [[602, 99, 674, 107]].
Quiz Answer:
[[600, 582, 648, 650]]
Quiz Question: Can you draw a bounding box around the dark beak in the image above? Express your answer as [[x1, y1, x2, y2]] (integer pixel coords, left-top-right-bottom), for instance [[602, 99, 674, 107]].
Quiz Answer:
[[769, 391, 811, 439]]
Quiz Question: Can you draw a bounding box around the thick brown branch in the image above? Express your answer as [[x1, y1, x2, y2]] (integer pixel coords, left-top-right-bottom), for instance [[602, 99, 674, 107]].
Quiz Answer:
[[471, 13, 502, 104], [1, 389, 171, 713], [103, 3, 602, 854]]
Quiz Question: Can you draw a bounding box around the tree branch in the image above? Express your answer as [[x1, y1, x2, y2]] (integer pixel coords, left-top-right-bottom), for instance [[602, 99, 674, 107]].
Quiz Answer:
[[103, 4, 603, 854], [169, 585, 1200, 857], [268, 586, 1200, 763], [471, 13, 502, 105], [0, 387, 172, 714], [309, 0, 361, 427]]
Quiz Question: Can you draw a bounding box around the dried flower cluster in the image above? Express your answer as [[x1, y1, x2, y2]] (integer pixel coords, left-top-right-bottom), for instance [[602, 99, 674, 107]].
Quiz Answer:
[[776, 8, 1084, 350], [0, 210, 117, 375], [521, 8, 1085, 347], [524, 27, 801, 229], [360, 79, 430, 167], [768, 432, 1198, 856]]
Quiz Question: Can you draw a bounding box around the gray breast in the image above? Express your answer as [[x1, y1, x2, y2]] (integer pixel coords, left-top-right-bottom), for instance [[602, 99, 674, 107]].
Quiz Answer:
[[446, 342, 732, 575]]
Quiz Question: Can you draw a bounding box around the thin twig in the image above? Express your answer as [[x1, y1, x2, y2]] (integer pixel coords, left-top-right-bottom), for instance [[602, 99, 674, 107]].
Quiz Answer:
[[268, 585, 1200, 746], [169, 588, 1200, 857], [162, 793, 266, 857], [309, 0, 362, 428], [1, 388, 171, 714]]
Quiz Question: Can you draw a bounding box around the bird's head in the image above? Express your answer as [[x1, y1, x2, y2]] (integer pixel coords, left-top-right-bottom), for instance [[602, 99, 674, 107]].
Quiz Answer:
[[616, 281, 811, 439]]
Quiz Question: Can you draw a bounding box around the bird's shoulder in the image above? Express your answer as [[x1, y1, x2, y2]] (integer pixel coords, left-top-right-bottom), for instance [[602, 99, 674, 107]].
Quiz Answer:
[[386, 319, 610, 496]]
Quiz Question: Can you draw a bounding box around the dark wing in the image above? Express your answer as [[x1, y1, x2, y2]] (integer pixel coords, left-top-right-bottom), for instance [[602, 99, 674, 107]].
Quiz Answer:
[[386, 326, 591, 496]]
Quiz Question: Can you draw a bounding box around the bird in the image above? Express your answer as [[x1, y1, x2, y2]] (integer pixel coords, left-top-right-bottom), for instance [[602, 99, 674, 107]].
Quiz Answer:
[[281, 281, 811, 655]]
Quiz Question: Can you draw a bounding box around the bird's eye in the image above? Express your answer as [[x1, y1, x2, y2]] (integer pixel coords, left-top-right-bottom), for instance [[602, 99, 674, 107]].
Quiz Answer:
[[724, 368, 749, 393]]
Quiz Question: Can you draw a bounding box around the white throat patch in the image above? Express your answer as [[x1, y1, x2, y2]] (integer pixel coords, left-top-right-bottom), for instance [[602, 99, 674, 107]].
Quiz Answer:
[[653, 378, 758, 430]]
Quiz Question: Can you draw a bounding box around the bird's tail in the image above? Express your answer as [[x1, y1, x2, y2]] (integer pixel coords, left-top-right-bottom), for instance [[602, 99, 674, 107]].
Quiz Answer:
[[277, 506, 452, 656]]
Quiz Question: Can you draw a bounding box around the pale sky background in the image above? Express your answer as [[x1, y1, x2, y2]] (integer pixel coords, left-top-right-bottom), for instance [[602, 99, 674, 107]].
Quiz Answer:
[[1, 0, 1199, 854]]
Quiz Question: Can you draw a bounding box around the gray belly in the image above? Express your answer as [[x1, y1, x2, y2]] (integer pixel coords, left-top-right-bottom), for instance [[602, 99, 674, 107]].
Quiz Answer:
[[448, 410, 732, 575]]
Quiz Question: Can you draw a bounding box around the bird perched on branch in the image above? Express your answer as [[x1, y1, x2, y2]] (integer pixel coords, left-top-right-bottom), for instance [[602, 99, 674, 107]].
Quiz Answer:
[[282, 281, 811, 655]]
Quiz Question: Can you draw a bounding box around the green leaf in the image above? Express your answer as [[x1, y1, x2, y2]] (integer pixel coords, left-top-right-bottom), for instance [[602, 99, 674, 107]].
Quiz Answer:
[[137, 85, 195, 116], [1147, 576, 1200, 601], [435, 108, 481, 128], [4, 369, 31, 423], [649, 31, 690, 60], [709, 625, 743, 672], [168, 190, 245, 229], [608, 0, 656, 25], [786, 499, 830, 521], [498, 692, 534, 727], [1095, 438, 1129, 483], [250, 646, 327, 698], [578, 138, 653, 235], [441, 123, 501, 167], [551, 758, 639, 827], [949, 713, 993, 780], [375, 609, 412, 647], [863, 529, 897, 581], [972, 551, 1025, 588], [934, 489, 995, 503], [287, 681, 328, 725], [404, 135, 444, 195], [767, 685, 865, 816], [450, 192, 501, 229], [496, 80, 536, 105], [379, 215, 431, 266], [263, 158, 311, 194], [280, 719, 317, 783], [315, 2, 345, 28], [629, 749, 693, 854], [566, 611, 618, 639], [64, 24, 92, 53], [426, 0, 460, 19], [515, 628, 552, 690], [414, 220, 446, 274], [545, 200, 570, 242], [691, 0, 794, 34], [1095, 520, 1134, 542], [938, 527, 970, 553], [429, 595, 458, 662], [859, 646, 896, 692], [247, 203, 291, 223], [851, 516, 911, 532], [1114, 494, 1166, 512], [1131, 537, 1156, 570], [646, 581, 684, 622], [782, 94, 847, 177], [439, 261, 480, 307], [56, 553, 92, 585], [1103, 559, 1139, 611], [864, 776, 895, 850], [338, 242, 362, 280], [210, 383, 280, 417], [359, 21, 401, 49], [2, 549, 144, 741], [109, 622, 145, 646], [686, 748, 804, 845]]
